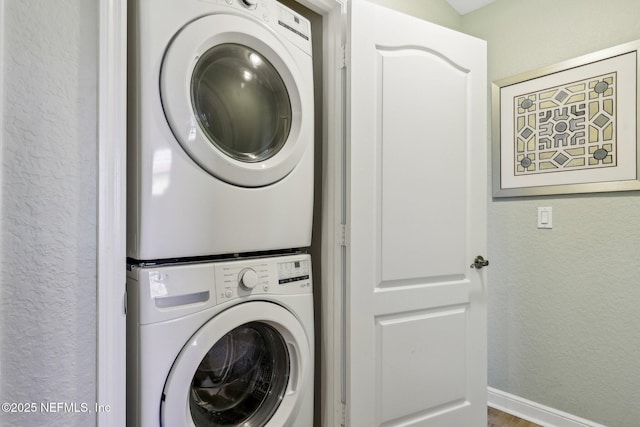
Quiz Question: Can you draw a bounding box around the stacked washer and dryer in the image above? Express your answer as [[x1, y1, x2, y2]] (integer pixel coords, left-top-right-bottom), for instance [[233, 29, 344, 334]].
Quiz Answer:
[[126, 0, 315, 425]]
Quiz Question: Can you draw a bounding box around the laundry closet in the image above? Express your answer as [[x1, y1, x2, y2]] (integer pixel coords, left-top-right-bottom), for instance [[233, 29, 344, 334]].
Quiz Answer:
[[124, 0, 487, 426]]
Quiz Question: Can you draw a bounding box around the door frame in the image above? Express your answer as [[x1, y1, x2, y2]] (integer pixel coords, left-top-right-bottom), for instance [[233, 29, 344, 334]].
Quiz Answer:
[[97, 0, 346, 426], [97, 0, 127, 425], [0, 0, 4, 230]]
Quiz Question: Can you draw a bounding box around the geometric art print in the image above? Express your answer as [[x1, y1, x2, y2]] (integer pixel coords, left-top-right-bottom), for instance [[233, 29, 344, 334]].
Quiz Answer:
[[513, 72, 616, 175], [494, 42, 640, 198]]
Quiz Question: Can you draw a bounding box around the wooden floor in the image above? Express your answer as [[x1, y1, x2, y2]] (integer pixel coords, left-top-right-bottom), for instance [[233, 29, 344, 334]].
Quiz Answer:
[[488, 407, 542, 427]]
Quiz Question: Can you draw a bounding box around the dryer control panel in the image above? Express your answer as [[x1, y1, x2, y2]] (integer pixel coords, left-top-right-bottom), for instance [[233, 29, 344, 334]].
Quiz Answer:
[[207, 0, 312, 55], [214, 254, 312, 303]]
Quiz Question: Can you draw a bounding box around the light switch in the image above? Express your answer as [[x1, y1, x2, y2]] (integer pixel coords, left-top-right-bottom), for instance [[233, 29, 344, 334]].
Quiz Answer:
[[537, 207, 552, 229]]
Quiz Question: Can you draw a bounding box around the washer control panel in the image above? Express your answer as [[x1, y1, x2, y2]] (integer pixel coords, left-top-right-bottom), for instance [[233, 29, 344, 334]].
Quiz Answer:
[[214, 254, 312, 302], [278, 258, 310, 284]]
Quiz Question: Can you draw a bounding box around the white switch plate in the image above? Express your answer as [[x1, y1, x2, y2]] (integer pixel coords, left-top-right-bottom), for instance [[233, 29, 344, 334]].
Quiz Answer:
[[538, 207, 552, 229]]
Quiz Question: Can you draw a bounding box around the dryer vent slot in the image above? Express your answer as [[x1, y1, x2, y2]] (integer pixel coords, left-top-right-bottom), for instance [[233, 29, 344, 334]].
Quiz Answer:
[[155, 291, 209, 308]]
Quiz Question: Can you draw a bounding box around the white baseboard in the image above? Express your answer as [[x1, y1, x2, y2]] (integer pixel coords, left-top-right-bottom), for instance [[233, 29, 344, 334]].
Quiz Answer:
[[487, 387, 608, 427]]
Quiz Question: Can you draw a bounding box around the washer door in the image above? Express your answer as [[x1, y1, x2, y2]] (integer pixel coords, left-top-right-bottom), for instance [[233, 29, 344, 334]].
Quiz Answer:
[[161, 13, 311, 187], [161, 302, 310, 427]]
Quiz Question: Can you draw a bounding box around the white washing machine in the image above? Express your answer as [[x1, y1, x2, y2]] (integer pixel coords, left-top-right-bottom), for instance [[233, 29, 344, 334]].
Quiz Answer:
[[127, 0, 314, 261], [126, 253, 314, 426]]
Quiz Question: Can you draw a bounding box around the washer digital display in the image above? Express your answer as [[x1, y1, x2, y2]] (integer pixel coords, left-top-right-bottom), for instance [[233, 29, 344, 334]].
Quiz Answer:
[[278, 259, 310, 284]]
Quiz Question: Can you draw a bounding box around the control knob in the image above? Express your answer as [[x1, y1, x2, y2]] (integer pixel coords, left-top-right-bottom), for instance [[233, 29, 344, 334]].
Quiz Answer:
[[239, 268, 259, 290]]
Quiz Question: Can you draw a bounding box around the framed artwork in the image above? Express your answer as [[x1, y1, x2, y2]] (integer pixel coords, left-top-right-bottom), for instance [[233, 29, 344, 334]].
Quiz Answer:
[[492, 40, 640, 197]]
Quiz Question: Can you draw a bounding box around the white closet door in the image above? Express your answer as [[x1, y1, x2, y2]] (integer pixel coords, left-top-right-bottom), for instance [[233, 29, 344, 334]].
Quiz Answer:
[[346, 1, 488, 425]]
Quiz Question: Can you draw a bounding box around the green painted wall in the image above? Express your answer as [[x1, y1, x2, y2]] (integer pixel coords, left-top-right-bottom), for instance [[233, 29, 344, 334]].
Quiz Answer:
[[461, 1, 640, 425]]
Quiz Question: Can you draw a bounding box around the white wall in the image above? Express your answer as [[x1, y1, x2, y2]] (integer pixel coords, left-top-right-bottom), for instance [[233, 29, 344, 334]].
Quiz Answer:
[[0, 1, 98, 426], [462, 1, 640, 426]]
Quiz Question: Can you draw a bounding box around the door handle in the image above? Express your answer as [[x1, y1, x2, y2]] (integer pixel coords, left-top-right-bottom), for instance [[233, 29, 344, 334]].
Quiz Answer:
[[470, 255, 489, 269]]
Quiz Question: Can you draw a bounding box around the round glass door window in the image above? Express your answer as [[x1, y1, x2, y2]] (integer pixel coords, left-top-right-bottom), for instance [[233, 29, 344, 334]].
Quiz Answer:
[[191, 43, 292, 163], [189, 322, 290, 426]]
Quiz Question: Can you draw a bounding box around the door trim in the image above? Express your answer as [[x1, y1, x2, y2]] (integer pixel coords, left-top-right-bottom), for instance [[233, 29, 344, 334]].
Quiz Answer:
[[292, 1, 348, 425], [0, 0, 4, 232], [97, 0, 127, 425]]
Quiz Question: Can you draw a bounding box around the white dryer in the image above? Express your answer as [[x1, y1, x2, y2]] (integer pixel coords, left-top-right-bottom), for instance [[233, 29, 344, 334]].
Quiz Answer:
[[126, 254, 314, 426], [128, 0, 314, 261]]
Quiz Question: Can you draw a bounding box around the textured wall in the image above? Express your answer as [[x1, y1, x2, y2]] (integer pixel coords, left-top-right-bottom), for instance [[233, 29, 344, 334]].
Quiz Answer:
[[462, 1, 640, 425], [0, 1, 97, 426]]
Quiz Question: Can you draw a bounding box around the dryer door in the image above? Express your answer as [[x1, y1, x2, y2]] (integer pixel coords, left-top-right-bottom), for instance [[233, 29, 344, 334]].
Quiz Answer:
[[161, 302, 311, 427], [161, 13, 313, 188]]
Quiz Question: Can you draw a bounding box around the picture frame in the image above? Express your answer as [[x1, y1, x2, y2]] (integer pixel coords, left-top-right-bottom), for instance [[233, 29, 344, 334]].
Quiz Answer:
[[492, 40, 640, 197]]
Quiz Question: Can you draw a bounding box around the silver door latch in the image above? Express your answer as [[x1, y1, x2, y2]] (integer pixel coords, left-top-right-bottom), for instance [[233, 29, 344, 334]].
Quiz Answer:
[[470, 255, 489, 269]]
